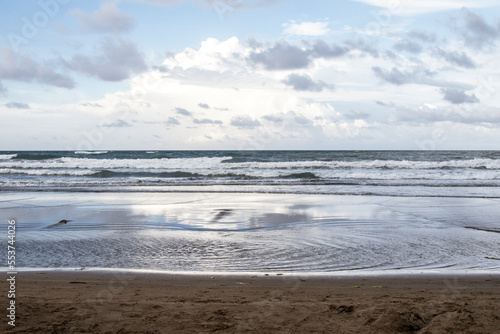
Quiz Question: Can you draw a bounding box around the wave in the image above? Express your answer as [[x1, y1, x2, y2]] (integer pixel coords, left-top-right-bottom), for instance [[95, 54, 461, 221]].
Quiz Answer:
[[0, 156, 233, 169], [2, 180, 500, 198], [280, 172, 319, 179], [11, 153, 62, 160], [0, 168, 97, 176], [74, 151, 108, 155], [0, 169, 253, 179], [2, 167, 498, 182], [224, 158, 500, 170], [0, 169, 201, 178], [91, 170, 204, 178], [1, 151, 498, 197], [1, 157, 499, 174], [0, 154, 17, 160]]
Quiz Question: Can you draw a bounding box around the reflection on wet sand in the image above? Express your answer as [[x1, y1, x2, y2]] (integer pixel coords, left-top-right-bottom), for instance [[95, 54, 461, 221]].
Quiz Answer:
[[247, 212, 311, 230], [2, 192, 499, 272], [209, 209, 233, 223]]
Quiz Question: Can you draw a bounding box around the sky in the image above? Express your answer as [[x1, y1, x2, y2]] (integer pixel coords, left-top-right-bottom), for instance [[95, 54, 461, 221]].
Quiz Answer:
[[1, 0, 500, 150]]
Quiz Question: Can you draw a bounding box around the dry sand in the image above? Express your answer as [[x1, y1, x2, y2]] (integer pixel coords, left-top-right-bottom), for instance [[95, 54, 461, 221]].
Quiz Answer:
[[5, 271, 500, 333]]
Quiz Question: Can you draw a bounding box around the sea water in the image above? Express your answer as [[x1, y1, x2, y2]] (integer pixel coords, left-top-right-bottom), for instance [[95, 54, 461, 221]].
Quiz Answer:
[[1, 150, 499, 197], [1, 151, 499, 272]]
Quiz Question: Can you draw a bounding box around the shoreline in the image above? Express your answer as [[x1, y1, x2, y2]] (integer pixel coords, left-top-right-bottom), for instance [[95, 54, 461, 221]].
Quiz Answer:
[[8, 267, 500, 277], [2, 188, 500, 199], [7, 271, 500, 333]]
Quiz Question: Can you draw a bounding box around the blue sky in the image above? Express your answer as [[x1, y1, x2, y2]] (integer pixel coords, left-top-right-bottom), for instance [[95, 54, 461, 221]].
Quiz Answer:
[[1, 0, 500, 150]]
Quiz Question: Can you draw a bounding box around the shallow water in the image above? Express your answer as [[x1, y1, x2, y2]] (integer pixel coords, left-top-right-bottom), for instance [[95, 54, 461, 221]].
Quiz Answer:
[[2, 192, 499, 273]]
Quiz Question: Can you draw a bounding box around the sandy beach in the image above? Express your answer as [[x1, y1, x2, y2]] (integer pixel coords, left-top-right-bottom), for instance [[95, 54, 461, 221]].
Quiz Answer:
[[5, 271, 500, 333], [2, 191, 499, 332]]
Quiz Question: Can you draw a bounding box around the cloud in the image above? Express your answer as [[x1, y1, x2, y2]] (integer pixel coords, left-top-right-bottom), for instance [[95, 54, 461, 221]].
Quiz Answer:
[[65, 37, 147, 81], [434, 48, 476, 68], [133, 0, 280, 9], [0, 46, 75, 89], [372, 66, 418, 85], [246, 37, 263, 49], [407, 30, 437, 43], [230, 115, 261, 128], [165, 117, 180, 126], [393, 39, 423, 54], [261, 111, 318, 129], [375, 100, 394, 107], [132, 0, 180, 5], [350, 0, 500, 15], [249, 41, 310, 70], [81, 102, 103, 108], [310, 40, 350, 58], [248, 37, 381, 71], [283, 21, 330, 36], [101, 119, 132, 127], [248, 38, 380, 71], [135, 0, 179, 6], [394, 103, 500, 124], [71, 2, 134, 33], [5, 102, 30, 109], [459, 8, 500, 48], [440, 88, 479, 104], [282, 73, 332, 92], [294, 114, 314, 126], [262, 114, 284, 123], [344, 109, 370, 120], [198, 103, 210, 109], [175, 107, 192, 116], [0, 82, 7, 93], [157, 37, 250, 87], [344, 38, 379, 58], [372, 65, 474, 90], [193, 118, 223, 125]]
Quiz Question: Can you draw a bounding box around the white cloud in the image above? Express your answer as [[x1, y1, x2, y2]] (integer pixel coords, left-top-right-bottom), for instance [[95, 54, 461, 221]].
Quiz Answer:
[[350, 0, 500, 15], [7, 31, 500, 150], [393, 103, 500, 124], [283, 21, 330, 36], [71, 2, 135, 33]]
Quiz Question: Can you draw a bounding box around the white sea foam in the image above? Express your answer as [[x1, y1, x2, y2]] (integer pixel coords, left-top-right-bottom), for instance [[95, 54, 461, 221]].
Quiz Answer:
[[1, 157, 499, 175], [0, 157, 499, 180], [0, 168, 97, 176], [0, 165, 498, 181], [0, 157, 233, 169], [0, 154, 17, 160], [74, 151, 108, 155], [224, 158, 500, 170]]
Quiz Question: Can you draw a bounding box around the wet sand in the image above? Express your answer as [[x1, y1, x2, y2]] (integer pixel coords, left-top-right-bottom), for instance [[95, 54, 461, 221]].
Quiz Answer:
[[3, 192, 500, 272], [6, 271, 500, 333]]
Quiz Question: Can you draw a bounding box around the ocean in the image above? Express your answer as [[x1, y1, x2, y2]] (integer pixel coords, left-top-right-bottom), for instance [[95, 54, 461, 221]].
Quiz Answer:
[[1, 150, 500, 197], [1, 150, 499, 273]]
